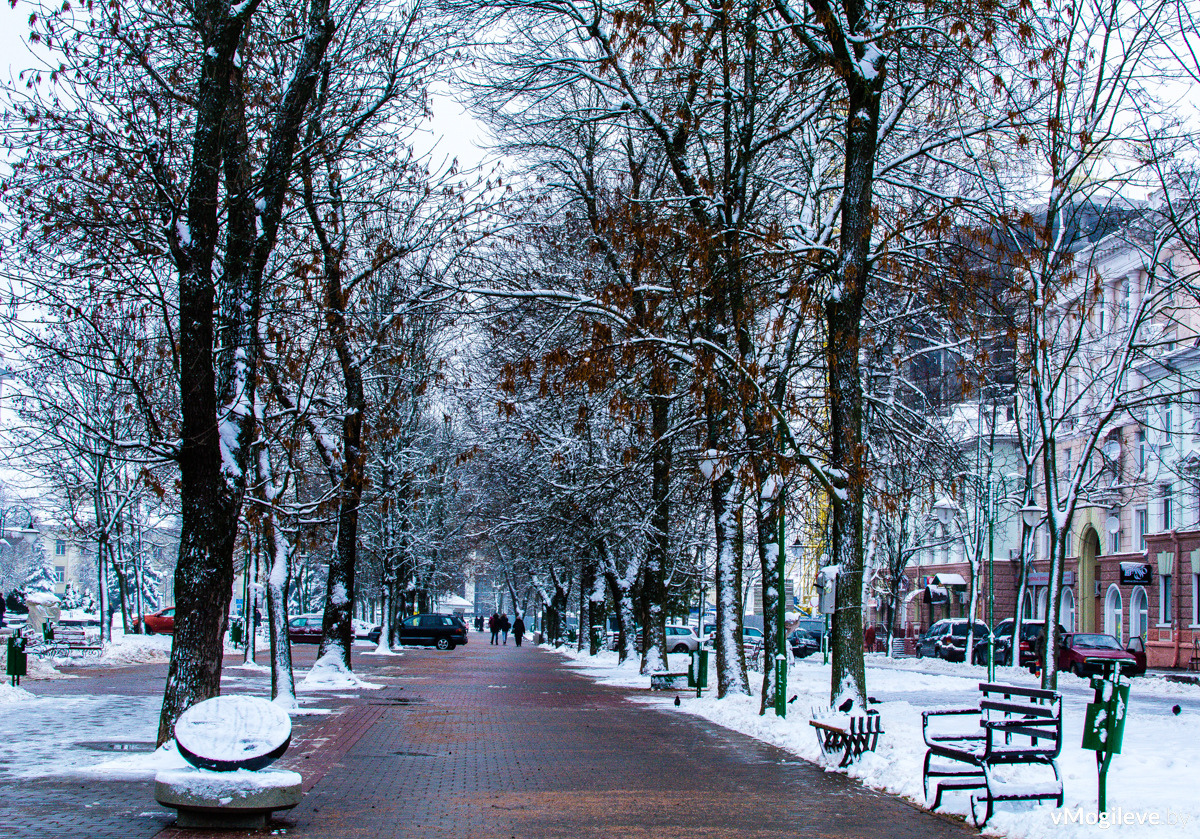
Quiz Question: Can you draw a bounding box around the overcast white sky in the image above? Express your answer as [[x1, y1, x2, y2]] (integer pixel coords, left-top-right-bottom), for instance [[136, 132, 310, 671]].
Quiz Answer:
[[0, 3, 490, 167]]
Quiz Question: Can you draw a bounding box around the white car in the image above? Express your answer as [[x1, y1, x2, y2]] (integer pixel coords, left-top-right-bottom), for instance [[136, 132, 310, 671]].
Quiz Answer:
[[352, 618, 382, 641]]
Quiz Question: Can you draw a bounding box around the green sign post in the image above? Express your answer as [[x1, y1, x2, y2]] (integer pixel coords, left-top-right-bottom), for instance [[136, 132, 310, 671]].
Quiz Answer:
[[1080, 663, 1129, 812]]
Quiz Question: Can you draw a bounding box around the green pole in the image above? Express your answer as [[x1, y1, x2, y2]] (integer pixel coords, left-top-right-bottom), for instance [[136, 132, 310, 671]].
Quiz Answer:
[[776, 490, 788, 717], [823, 613, 829, 665], [987, 476, 996, 683]]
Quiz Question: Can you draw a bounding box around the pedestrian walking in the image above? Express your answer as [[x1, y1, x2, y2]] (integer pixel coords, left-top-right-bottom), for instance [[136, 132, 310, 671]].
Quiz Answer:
[[513, 614, 525, 647], [0, 596, 6, 627], [500, 613, 511, 645], [489, 612, 500, 645]]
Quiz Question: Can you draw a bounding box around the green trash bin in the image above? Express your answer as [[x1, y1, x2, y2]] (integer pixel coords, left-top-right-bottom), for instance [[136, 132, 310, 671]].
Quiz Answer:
[[7, 634, 28, 686]]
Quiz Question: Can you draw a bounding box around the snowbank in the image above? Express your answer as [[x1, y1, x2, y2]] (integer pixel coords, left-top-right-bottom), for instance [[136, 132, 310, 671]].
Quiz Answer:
[[552, 647, 1200, 838], [0, 682, 35, 704], [95, 633, 173, 666], [299, 651, 382, 691]]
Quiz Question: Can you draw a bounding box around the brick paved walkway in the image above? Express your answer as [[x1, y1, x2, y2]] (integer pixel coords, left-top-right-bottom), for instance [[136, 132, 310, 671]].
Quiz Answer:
[[4, 636, 977, 838], [164, 637, 975, 839]]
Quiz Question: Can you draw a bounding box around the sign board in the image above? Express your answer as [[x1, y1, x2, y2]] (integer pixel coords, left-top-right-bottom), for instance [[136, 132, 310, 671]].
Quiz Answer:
[[1119, 562, 1152, 586], [1082, 681, 1129, 755], [175, 695, 292, 772], [1027, 571, 1075, 587]]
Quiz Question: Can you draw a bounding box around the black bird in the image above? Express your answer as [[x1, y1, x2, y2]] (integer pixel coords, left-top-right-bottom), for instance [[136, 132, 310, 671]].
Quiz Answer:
[[788, 695, 798, 704], [1173, 704, 1182, 715], [674, 695, 681, 707], [838, 698, 854, 713]]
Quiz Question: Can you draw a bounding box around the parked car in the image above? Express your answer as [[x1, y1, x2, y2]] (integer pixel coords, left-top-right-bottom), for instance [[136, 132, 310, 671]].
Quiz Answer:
[[977, 619, 1065, 667], [396, 613, 468, 650], [701, 624, 765, 651], [663, 625, 700, 653], [916, 619, 989, 662], [352, 619, 382, 644], [788, 628, 820, 659], [1125, 636, 1148, 676], [132, 606, 176, 635], [287, 614, 323, 644], [1056, 633, 1139, 677], [795, 618, 827, 642]]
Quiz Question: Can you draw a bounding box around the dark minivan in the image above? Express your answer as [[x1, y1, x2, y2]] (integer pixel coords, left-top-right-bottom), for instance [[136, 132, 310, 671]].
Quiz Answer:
[[397, 613, 469, 650]]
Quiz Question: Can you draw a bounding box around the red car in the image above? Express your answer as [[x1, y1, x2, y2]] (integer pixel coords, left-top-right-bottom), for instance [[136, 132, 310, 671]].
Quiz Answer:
[[1056, 633, 1139, 677], [133, 607, 175, 635]]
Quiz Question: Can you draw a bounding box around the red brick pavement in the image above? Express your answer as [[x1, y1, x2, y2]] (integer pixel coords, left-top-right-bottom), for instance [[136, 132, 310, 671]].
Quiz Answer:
[[6, 637, 979, 839], [154, 637, 977, 839]]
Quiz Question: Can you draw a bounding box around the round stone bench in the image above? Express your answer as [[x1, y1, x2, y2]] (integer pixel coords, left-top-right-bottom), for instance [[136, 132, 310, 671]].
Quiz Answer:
[[155, 767, 302, 829], [155, 695, 301, 829]]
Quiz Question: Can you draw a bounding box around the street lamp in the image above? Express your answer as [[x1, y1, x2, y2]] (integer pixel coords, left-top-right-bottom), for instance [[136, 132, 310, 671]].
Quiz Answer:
[[1020, 504, 1045, 529]]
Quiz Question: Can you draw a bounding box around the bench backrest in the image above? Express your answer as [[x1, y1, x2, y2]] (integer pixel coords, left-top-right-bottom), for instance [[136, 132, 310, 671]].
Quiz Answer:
[[978, 682, 1061, 756]]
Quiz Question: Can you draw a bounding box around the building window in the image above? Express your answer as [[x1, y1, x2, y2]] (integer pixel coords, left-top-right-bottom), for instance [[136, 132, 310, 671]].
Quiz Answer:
[[1136, 508, 1148, 550], [1105, 585, 1124, 641], [1193, 573, 1199, 628], [1060, 587, 1076, 632], [1165, 406, 1174, 448], [1160, 574, 1173, 625], [1108, 528, 1121, 555], [1138, 430, 1147, 471], [55, 539, 66, 556], [1130, 587, 1148, 639], [53, 566, 65, 583], [1163, 486, 1174, 532]]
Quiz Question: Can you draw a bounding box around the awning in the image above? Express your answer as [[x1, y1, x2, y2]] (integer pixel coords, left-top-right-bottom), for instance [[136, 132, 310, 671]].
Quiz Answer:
[[924, 585, 948, 604], [933, 573, 967, 587], [903, 588, 925, 604]]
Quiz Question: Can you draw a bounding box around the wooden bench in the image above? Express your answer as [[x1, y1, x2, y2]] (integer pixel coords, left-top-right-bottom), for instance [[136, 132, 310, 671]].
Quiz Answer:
[[809, 712, 883, 766], [922, 682, 1063, 827]]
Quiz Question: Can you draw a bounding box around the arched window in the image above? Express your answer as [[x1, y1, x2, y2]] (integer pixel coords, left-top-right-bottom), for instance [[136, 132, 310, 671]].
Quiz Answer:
[[1060, 587, 1076, 632], [1129, 587, 1148, 640], [1104, 585, 1124, 642], [1036, 588, 1048, 620], [1022, 590, 1035, 620]]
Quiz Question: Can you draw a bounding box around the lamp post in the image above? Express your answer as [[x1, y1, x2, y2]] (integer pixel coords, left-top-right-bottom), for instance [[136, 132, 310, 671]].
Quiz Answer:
[[934, 493, 999, 681]]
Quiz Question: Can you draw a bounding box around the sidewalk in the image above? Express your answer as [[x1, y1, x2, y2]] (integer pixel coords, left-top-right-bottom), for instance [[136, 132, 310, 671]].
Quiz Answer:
[[153, 635, 974, 839]]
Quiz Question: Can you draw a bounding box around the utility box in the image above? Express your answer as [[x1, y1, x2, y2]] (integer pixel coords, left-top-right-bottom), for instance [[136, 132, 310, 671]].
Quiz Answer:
[[815, 566, 839, 615]]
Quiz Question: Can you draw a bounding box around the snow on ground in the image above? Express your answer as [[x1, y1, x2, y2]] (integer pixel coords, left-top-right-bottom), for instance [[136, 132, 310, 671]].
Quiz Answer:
[[299, 651, 383, 691], [83, 740, 192, 780], [550, 646, 1199, 838], [0, 682, 34, 704], [0, 694, 164, 779]]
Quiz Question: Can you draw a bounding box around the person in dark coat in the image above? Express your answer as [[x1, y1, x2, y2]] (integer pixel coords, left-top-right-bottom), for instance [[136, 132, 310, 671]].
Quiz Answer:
[[488, 612, 500, 645], [0, 596, 6, 627], [499, 613, 511, 645], [512, 614, 525, 647]]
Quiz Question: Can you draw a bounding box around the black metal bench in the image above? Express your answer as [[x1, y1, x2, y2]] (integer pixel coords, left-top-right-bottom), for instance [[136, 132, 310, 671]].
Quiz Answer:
[[922, 682, 1063, 827], [30, 627, 103, 658], [809, 712, 883, 766]]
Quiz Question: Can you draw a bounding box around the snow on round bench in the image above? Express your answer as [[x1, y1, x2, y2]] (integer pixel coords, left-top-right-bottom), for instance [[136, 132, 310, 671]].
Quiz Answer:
[[155, 695, 301, 830]]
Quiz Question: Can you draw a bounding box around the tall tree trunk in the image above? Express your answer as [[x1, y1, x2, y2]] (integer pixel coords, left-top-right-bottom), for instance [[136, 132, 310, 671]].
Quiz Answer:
[[639, 386, 672, 674], [713, 471, 749, 697], [756, 488, 783, 713], [158, 0, 334, 744]]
